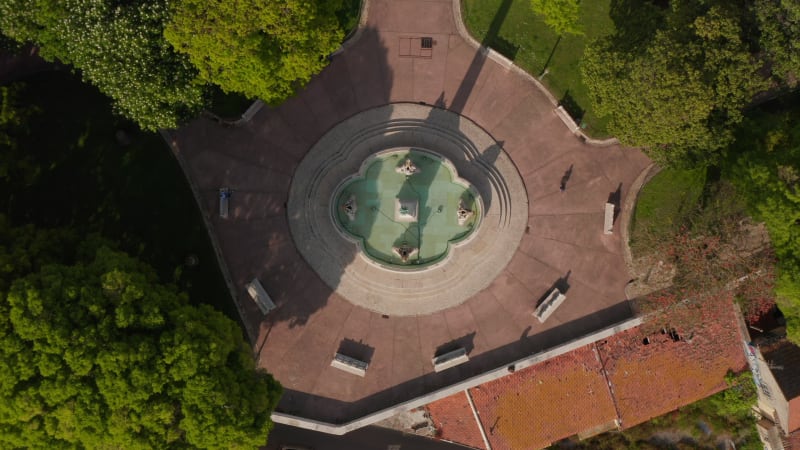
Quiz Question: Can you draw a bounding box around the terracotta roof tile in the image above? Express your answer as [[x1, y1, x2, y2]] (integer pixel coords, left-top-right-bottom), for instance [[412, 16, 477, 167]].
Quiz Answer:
[[426, 391, 486, 449], [427, 295, 748, 449], [598, 294, 747, 428], [790, 397, 800, 433], [467, 345, 617, 450]]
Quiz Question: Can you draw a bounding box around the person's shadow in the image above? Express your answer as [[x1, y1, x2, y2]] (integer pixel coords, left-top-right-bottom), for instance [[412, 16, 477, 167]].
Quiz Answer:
[[560, 164, 573, 191]]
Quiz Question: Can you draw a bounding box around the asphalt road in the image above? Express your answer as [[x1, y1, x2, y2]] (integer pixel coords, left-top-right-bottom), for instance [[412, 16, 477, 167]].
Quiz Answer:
[[263, 424, 474, 450]]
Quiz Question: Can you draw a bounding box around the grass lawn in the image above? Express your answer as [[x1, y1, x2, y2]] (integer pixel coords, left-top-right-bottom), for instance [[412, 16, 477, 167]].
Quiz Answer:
[[2, 71, 238, 323], [630, 168, 706, 255], [461, 0, 615, 137]]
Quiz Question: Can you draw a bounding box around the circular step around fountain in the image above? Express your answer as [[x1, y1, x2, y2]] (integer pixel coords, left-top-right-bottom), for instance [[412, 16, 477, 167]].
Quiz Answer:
[[287, 103, 528, 316]]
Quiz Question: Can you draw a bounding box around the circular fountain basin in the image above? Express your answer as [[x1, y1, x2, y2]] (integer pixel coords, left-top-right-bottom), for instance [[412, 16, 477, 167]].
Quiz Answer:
[[333, 149, 481, 270]]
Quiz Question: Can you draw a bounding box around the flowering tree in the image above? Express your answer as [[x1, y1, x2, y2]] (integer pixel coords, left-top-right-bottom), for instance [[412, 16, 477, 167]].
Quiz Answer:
[[0, 0, 206, 130]]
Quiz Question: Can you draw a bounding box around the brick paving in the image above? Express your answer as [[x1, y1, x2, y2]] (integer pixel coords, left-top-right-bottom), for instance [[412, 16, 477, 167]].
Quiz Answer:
[[170, 0, 651, 423]]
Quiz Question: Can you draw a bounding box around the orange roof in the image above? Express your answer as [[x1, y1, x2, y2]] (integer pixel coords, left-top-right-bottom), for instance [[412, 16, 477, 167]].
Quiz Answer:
[[426, 391, 486, 449], [467, 345, 617, 450], [598, 294, 747, 428], [428, 295, 748, 448], [790, 397, 800, 433]]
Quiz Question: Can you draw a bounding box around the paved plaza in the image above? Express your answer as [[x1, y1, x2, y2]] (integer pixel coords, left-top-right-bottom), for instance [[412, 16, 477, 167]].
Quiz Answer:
[[169, 0, 651, 424]]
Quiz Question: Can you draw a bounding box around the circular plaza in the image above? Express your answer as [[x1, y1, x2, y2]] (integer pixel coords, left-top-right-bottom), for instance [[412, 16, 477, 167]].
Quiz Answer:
[[287, 103, 528, 316]]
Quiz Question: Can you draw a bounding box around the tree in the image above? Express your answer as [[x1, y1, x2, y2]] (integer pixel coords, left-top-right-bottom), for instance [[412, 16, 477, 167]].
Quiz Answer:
[[754, 0, 800, 86], [530, 0, 582, 36], [0, 0, 206, 130], [165, 0, 345, 103], [0, 226, 281, 448], [724, 106, 800, 343], [0, 82, 41, 184], [582, 2, 766, 165]]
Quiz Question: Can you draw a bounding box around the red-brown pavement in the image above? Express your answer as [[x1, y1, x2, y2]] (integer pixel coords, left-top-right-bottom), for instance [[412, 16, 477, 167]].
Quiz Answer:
[[168, 0, 651, 423]]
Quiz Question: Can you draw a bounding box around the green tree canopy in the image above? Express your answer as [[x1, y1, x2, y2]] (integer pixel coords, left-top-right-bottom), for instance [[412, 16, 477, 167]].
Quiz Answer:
[[0, 0, 206, 130], [165, 0, 345, 103], [0, 82, 42, 184], [582, 2, 766, 165], [724, 105, 800, 343], [530, 0, 582, 36], [755, 0, 800, 86], [0, 223, 281, 448]]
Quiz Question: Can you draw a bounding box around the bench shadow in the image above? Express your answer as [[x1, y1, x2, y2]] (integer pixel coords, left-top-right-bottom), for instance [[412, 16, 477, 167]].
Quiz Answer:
[[435, 332, 477, 357], [274, 300, 634, 423], [535, 270, 572, 309], [338, 338, 375, 364], [608, 182, 622, 222]]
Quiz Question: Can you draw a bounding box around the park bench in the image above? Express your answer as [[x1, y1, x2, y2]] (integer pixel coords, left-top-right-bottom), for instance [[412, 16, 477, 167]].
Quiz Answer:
[[219, 188, 231, 219], [432, 347, 469, 372], [246, 278, 277, 315], [604, 202, 615, 235], [330, 353, 369, 377], [534, 287, 567, 323]]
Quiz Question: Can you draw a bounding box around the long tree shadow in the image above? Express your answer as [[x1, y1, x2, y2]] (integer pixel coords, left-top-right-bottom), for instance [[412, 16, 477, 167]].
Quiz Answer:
[[450, 0, 513, 112]]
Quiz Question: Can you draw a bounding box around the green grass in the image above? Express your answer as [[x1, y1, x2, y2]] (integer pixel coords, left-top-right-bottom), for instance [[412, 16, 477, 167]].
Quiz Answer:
[[630, 168, 706, 254], [2, 71, 238, 323], [461, 0, 615, 137]]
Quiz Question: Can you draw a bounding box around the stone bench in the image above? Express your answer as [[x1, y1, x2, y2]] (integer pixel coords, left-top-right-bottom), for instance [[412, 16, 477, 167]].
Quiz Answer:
[[534, 288, 566, 323], [604, 202, 614, 235], [432, 347, 469, 372], [246, 278, 276, 315], [330, 353, 368, 377], [219, 188, 231, 219]]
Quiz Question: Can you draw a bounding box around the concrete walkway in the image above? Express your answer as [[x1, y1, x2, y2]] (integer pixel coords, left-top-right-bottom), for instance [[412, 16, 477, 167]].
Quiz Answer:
[[169, 0, 651, 425]]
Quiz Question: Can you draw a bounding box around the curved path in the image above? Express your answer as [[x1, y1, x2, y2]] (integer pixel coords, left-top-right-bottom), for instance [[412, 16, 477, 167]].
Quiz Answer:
[[169, 0, 651, 425]]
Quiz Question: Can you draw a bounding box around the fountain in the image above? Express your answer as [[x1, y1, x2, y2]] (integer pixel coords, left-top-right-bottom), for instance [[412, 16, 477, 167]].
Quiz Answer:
[[333, 149, 481, 269]]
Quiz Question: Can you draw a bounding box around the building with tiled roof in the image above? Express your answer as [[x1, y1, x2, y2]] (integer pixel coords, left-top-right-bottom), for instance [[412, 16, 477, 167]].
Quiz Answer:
[[425, 294, 749, 449], [426, 392, 486, 450], [597, 294, 747, 428]]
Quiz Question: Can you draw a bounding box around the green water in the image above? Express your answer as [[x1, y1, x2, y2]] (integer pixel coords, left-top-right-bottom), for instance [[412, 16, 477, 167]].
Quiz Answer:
[[335, 150, 480, 268]]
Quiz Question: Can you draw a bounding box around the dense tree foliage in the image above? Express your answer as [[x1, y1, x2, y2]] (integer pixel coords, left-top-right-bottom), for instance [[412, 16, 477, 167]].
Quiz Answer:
[[530, 0, 582, 36], [0, 0, 206, 130], [0, 83, 40, 184], [165, 0, 345, 103], [0, 221, 281, 448], [582, 1, 765, 165], [755, 0, 800, 86], [724, 105, 800, 343]]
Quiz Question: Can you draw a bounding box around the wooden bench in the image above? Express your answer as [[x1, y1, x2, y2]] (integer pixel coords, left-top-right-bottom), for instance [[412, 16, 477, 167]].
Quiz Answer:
[[246, 278, 276, 315], [432, 347, 469, 372], [219, 188, 231, 219], [604, 202, 615, 235], [534, 288, 567, 323], [330, 353, 368, 377]]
